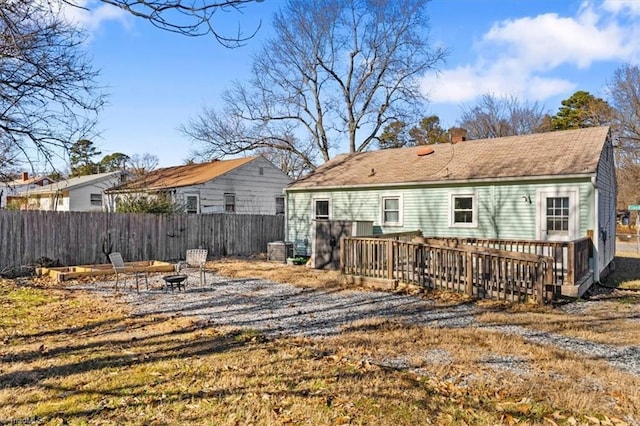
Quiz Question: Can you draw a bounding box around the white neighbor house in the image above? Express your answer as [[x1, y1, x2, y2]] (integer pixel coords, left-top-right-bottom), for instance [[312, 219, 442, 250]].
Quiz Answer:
[[25, 171, 128, 211], [106, 156, 293, 215], [0, 172, 55, 208]]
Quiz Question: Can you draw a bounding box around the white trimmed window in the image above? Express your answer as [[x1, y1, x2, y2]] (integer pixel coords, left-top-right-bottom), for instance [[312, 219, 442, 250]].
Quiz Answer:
[[90, 193, 102, 207], [450, 193, 477, 227], [546, 196, 569, 236], [275, 196, 285, 215], [381, 195, 402, 226], [224, 193, 235, 213], [313, 198, 330, 220], [186, 195, 200, 214]]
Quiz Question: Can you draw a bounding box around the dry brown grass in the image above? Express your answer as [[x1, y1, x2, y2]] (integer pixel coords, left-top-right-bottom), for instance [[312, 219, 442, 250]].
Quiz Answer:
[[1, 255, 639, 425], [208, 258, 346, 289]]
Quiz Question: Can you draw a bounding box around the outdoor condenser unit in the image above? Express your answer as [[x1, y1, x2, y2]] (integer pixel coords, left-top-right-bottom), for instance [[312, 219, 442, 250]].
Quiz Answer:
[[267, 241, 294, 263]]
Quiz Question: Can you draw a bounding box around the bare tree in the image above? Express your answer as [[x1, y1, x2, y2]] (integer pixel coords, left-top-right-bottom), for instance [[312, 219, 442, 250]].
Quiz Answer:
[[183, 0, 446, 173], [459, 94, 550, 139], [64, 0, 263, 46], [607, 64, 640, 209], [257, 146, 315, 180], [128, 153, 159, 176], [0, 0, 104, 172]]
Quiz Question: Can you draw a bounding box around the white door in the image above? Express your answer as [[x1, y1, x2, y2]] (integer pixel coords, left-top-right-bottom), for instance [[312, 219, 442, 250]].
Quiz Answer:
[[536, 189, 579, 242]]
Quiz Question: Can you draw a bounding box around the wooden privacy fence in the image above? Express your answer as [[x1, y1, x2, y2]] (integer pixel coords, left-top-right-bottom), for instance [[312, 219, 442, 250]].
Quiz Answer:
[[0, 210, 284, 269], [341, 237, 555, 304]]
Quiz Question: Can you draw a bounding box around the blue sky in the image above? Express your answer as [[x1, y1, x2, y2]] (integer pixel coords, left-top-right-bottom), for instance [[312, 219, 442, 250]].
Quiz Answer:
[[64, 0, 640, 169]]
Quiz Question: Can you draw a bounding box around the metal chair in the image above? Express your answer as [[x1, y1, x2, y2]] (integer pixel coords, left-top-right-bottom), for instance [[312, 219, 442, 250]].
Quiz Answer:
[[109, 252, 148, 292], [184, 249, 208, 286]]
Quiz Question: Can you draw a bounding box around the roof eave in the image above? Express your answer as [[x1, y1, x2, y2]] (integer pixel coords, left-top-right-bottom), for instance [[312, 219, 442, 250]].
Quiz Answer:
[[285, 172, 596, 192]]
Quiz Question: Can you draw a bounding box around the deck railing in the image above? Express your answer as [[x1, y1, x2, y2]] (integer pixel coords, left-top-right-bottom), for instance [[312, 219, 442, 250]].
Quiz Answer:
[[418, 237, 592, 287], [341, 237, 555, 304]]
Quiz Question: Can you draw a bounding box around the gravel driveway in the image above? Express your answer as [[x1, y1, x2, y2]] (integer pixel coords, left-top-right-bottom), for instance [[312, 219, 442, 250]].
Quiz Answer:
[[75, 271, 640, 377]]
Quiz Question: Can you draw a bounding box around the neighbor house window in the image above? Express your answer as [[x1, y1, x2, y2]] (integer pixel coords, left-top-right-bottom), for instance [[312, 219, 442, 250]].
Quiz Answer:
[[224, 193, 235, 213], [381, 196, 402, 226], [275, 196, 285, 215], [90, 193, 102, 207], [450, 193, 477, 227], [546, 196, 569, 235], [313, 198, 330, 220], [186, 195, 199, 214]]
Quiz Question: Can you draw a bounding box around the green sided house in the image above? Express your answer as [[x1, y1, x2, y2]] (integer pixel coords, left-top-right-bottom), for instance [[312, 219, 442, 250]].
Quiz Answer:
[[285, 126, 616, 299]]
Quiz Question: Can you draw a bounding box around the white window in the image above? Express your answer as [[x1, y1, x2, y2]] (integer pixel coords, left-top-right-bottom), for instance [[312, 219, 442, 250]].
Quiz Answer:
[[90, 193, 102, 207], [536, 188, 578, 241], [275, 196, 285, 215], [450, 193, 477, 227], [381, 196, 402, 226], [313, 198, 330, 220], [224, 193, 235, 213], [186, 195, 199, 214], [545, 196, 569, 236]]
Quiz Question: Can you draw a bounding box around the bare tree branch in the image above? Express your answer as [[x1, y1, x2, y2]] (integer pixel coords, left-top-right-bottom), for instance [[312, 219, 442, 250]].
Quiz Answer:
[[64, 0, 263, 46], [183, 0, 446, 174], [459, 94, 550, 139], [0, 0, 105, 174]]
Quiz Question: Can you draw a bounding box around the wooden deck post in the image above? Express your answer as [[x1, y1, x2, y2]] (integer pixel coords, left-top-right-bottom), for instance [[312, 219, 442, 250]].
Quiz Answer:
[[465, 251, 473, 296], [387, 240, 395, 280], [566, 241, 575, 286], [340, 236, 346, 274], [536, 262, 544, 305]]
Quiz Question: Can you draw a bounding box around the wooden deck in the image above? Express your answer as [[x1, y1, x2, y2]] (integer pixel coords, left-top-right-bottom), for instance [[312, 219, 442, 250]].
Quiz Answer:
[[340, 236, 593, 303]]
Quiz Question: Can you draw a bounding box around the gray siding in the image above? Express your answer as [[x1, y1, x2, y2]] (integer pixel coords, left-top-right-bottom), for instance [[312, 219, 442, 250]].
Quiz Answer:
[[175, 157, 292, 215], [595, 138, 617, 274]]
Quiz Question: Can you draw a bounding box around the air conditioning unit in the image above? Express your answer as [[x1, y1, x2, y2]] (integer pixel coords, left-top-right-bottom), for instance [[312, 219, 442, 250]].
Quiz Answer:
[[267, 241, 294, 263]]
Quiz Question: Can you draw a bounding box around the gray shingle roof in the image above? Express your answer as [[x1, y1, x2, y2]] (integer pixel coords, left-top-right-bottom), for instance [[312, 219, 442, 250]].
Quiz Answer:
[[288, 127, 610, 189]]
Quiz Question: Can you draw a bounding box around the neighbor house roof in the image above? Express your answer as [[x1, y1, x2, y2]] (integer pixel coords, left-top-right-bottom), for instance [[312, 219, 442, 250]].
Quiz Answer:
[[107, 157, 259, 192], [9, 176, 52, 187], [27, 171, 125, 195], [288, 127, 611, 190]]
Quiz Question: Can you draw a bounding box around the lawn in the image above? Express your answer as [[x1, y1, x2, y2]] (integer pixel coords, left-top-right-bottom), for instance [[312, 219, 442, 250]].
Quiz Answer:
[[0, 255, 638, 425]]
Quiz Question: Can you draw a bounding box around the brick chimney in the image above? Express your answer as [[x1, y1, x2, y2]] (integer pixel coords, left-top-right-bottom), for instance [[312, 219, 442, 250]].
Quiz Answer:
[[449, 127, 468, 144], [21, 172, 28, 181]]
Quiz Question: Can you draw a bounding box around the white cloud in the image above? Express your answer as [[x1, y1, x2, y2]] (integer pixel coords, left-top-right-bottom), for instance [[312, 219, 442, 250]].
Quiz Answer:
[[602, 0, 640, 15], [58, 0, 130, 34], [422, 1, 639, 105]]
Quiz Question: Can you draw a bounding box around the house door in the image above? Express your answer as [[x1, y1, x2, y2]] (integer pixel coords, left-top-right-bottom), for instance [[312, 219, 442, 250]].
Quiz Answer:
[[536, 189, 579, 242]]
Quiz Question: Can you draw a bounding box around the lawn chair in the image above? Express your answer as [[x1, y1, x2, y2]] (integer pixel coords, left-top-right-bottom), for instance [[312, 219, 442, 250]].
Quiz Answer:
[[109, 252, 148, 292], [184, 249, 208, 286]]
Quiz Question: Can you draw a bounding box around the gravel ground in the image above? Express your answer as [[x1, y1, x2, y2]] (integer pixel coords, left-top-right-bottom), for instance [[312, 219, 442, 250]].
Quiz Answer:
[[72, 271, 640, 378]]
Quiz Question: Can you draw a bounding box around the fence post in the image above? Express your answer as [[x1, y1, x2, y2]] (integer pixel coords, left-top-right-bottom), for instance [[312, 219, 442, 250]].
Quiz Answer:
[[465, 250, 473, 296]]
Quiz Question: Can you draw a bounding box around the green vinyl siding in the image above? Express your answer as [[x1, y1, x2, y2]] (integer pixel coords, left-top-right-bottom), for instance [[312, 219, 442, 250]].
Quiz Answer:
[[286, 179, 595, 252]]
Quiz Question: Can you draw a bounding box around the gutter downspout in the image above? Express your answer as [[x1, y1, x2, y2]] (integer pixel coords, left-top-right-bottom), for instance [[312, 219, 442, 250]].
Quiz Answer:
[[283, 188, 289, 246], [591, 176, 600, 282]]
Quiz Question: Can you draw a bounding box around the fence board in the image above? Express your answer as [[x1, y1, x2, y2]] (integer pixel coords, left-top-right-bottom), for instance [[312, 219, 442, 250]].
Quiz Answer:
[[0, 211, 284, 269]]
